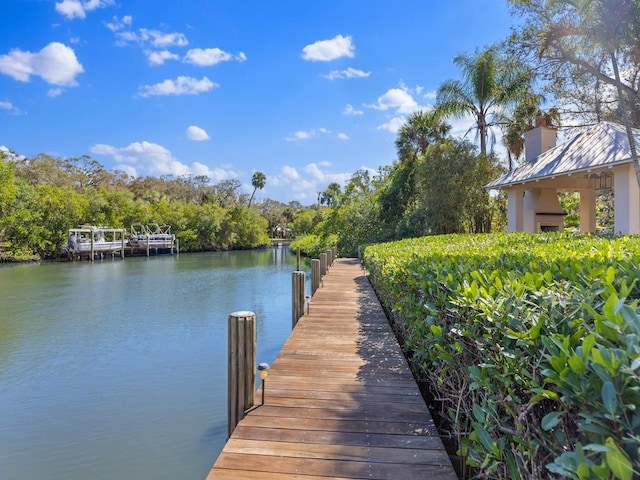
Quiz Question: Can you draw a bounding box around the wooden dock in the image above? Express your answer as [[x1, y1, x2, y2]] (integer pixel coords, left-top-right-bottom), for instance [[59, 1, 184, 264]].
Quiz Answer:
[[206, 258, 457, 479]]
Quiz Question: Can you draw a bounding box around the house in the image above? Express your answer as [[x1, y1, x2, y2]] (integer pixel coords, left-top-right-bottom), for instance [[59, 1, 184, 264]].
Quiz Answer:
[[486, 121, 640, 234]]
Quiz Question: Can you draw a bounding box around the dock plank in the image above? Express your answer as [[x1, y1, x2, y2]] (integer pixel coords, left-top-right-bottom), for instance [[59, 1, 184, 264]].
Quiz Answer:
[[206, 258, 457, 479]]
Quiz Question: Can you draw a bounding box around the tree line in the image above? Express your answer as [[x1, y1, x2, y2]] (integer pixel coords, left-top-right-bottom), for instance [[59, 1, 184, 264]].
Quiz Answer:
[[0, 152, 279, 260], [2, 0, 637, 262]]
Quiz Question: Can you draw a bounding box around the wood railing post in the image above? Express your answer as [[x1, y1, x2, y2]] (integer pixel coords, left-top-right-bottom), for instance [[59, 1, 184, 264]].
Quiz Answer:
[[311, 259, 320, 296], [332, 246, 337, 261], [320, 253, 327, 277], [227, 311, 256, 438], [326, 249, 333, 268], [292, 271, 305, 328]]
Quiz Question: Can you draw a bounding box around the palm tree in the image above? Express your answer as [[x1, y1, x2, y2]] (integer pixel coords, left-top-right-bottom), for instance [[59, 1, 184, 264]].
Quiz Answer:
[[395, 110, 451, 163], [320, 182, 342, 206], [248, 171, 266, 207], [436, 47, 534, 156]]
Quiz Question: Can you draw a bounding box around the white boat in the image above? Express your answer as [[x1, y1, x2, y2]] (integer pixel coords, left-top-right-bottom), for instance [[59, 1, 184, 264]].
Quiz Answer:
[[128, 223, 175, 249], [66, 226, 127, 256]]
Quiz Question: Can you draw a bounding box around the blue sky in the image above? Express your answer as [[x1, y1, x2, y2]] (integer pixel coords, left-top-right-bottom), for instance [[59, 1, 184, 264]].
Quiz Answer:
[[1, 0, 515, 204]]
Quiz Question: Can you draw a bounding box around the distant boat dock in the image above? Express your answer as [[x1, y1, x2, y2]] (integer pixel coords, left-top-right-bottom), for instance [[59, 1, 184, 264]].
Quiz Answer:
[[65, 225, 177, 261], [206, 258, 457, 479]]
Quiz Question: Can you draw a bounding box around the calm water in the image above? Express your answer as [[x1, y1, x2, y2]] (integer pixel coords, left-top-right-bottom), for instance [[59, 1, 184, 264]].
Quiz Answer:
[[0, 248, 304, 480]]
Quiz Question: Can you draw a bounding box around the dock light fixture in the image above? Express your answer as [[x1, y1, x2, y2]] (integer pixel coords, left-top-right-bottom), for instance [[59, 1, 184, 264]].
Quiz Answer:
[[305, 295, 311, 315], [258, 362, 270, 405]]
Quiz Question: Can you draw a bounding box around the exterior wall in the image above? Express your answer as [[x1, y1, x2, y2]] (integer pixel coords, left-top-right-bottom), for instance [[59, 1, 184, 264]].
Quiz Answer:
[[613, 164, 640, 234]]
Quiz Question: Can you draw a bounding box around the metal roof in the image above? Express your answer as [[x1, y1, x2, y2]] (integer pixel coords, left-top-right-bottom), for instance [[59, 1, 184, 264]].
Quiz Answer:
[[487, 121, 640, 189]]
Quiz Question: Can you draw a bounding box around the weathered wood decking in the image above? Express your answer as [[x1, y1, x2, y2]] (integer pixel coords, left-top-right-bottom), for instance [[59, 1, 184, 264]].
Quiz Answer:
[[207, 257, 457, 479]]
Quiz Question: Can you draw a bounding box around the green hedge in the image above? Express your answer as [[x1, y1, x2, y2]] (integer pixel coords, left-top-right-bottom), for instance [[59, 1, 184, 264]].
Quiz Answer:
[[290, 233, 338, 259], [363, 233, 640, 479]]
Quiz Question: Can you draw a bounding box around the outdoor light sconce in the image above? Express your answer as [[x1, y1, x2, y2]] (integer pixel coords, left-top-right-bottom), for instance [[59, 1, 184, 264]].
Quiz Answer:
[[258, 362, 270, 406]]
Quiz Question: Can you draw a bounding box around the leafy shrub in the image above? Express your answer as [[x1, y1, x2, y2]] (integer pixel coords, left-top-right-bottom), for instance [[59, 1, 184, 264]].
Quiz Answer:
[[291, 233, 338, 258], [363, 233, 640, 479]]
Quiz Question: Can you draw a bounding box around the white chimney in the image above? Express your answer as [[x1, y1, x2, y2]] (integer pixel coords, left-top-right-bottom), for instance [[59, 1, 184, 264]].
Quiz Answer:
[[523, 117, 557, 162]]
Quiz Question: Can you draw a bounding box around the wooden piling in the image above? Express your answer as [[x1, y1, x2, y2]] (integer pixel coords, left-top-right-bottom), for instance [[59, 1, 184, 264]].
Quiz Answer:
[[292, 271, 305, 328], [227, 311, 256, 438], [311, 259, 320, 296], [320, 252, 327, 277], [326, 248, 333, 267]]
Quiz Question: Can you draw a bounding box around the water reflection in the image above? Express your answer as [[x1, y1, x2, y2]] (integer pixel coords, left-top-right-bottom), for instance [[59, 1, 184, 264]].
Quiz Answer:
[[0, 247, 302, 480]]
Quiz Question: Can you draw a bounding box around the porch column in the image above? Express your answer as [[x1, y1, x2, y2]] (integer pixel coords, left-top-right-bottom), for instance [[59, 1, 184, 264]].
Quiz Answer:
[[523, 189, 539, 232], [578, 188, 596, 233], [507, 188, 524, 232], [613, 164, 640, 234]]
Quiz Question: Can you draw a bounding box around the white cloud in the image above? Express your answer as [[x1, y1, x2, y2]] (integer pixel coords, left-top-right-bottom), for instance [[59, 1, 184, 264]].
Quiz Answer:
[[146, 50, 179, 66], [183, 48, 246, 66], [137, 76, 218, 97], [281, 166, 300, 181], [285, 128, 331, 142], [305, 163, 325, 181], [369, 88, 418, 114], [55, 0, 114, 20], [323, 67, 370, 80], [116, 28, 188, 48], [0, 100, 21, 114], [302, 34, 355, 62], [270, 163, 352, 201], [423, 90, 437, 101], [377, 117, 406, 133], [286, 131, 312, 141], [106, 15, 132, 32], [343, 104, 363, 116], [337, 133, 349, 140], [90, 141, 236, 180], [47, 88, 63, 97], [0, 42, 84, 86], [186, 125, 210, 141]]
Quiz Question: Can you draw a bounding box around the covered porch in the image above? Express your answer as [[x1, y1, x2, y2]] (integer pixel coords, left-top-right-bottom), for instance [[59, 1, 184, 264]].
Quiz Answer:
[[487, 122, 640, 235]]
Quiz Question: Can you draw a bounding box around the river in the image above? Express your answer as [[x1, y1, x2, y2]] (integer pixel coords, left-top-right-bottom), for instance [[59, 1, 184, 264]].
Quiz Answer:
[[0, 248, 304, 480]]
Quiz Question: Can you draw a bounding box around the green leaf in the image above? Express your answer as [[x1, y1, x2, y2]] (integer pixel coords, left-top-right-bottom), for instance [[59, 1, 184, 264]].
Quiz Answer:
[[605, 265, 615, 284], [541, 411, 564, 431], [430, 324, 442, 337], [473, 424, 494, 453], [581, 333, 595, 359], [576, 462, 590, 480], [601, 381, 618, 416], [604, 437, 633, 480], [603, 292, 620, 323], [568, 354, 586, 375], [527, 315, 544, 340], [472, 403, 486, 423]]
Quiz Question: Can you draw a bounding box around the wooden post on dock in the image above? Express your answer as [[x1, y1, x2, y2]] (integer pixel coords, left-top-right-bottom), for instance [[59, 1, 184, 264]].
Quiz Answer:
[[332, 246, 337, 261], [320, 252, 327, 277], [227, 311, 256, 438], [292, 271, 305, 327], [311, 259, 320, 296], [326, 248, 333, 267]]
